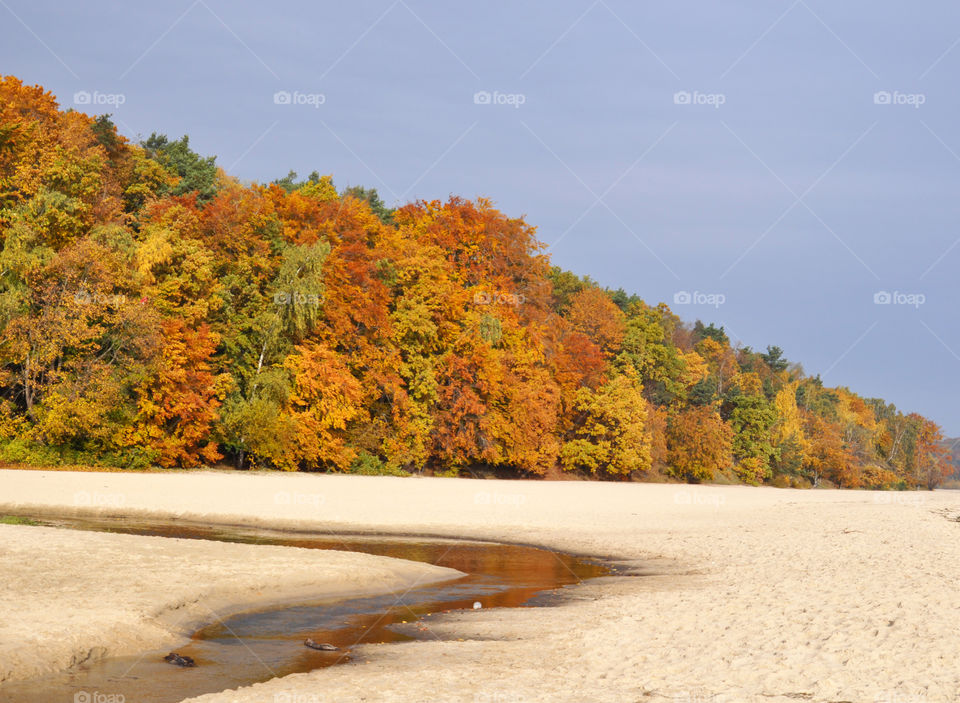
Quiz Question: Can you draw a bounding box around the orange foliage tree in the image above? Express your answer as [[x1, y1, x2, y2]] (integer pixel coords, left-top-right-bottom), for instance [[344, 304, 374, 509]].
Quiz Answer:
[[665, 406, 733, 482]]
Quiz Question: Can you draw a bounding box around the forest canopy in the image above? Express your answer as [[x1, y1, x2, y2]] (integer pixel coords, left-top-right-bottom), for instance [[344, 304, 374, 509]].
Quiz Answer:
[[0, 76, 950, 488]]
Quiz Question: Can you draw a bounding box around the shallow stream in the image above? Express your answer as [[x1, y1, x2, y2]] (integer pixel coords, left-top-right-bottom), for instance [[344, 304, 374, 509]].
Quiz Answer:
[[0, 517, 609, 703]]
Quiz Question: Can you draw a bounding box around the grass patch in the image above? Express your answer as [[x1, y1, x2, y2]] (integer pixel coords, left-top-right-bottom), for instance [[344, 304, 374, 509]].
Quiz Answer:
[[0, 438, 159, 471], [348, 451, 411, 476], [0, 515, 41, 525]]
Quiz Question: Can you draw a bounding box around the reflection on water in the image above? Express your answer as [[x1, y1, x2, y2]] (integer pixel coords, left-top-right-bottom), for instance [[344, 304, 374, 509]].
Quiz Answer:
[[0, 518, 608, 703]]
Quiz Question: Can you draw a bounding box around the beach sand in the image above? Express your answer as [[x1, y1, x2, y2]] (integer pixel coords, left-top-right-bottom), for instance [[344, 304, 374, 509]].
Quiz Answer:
[[2, 469, 959, 702]]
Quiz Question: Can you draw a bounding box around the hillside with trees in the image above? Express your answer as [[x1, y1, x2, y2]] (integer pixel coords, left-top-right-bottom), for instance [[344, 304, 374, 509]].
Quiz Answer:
[[0, 76, 950, 488]]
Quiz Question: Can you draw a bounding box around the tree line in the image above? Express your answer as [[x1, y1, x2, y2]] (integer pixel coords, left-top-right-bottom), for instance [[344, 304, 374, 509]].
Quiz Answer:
[[0, 76, 950, 488]]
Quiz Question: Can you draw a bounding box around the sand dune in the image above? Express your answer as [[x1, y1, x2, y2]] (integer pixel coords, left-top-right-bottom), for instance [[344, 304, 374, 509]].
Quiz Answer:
[[2, 469, 959, 702]]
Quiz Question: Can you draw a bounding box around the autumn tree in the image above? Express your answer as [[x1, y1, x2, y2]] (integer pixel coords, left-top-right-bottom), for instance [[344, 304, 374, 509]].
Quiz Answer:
[[566, 287, 625, 356], [911, 414, 950, 489], [770, 382, 807, 478], [284, 340, 365, 471], [560, 369, 652, 478], [665, 406, 733, 481], [728, 391, 778, 484], [129, 319, 223, 467]]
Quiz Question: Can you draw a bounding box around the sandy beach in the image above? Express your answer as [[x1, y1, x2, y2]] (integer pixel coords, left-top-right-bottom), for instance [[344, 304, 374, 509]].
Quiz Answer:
[[2, 469, 960, 702]]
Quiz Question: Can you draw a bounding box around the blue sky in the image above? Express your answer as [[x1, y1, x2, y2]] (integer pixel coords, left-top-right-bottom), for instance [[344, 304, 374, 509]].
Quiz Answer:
[[3, 0, 959, 434]]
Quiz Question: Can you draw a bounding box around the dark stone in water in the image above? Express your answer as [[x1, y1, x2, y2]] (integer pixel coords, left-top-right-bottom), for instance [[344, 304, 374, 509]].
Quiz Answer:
[[164, 653, 196, 667], [303, 638, 339, 651]]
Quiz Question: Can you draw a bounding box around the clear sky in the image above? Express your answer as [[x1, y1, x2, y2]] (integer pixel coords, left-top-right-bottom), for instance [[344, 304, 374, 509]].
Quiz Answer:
[[3, 0, 958, 434]]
